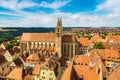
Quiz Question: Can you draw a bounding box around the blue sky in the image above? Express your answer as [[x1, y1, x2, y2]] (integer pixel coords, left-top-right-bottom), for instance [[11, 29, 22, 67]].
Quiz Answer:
[[0, 0, 120, 27]]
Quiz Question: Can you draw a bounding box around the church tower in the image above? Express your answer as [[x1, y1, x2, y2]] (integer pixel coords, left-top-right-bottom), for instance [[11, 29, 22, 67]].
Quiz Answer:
[[55, 18, 63, 57]]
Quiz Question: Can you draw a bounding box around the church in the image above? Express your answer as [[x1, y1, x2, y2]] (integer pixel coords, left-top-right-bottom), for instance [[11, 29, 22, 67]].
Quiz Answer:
[[20, 18, 79, 60]]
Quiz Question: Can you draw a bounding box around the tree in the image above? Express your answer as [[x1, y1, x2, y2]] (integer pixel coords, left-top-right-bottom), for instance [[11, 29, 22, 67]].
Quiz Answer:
[[85, 35, 92, 40], [5, 44, 14, 50], [5, 38, 19, 50], [102, 32, 108, 39], [76, 33, 80, 38], [93, 42, 104, 49], [14, 41, 19, 46]]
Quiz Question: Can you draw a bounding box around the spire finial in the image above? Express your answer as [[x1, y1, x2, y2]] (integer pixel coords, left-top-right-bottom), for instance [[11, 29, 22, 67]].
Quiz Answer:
[[59, 18, 62, 26], [57, 18, 60, 26], [57, 18, 62, 26]]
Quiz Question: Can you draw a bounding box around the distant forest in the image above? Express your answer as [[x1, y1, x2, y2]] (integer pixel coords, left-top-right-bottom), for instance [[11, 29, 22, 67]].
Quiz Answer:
[[0, 27, 55, 43]]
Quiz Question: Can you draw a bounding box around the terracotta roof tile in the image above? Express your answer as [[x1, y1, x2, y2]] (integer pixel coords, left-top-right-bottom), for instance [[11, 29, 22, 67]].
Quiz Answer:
[[7, 67, 22, 80], [32, 64, 41, 75], [24, 74, 34, 80], [104, 49, 119, 58], [26, 54, 40, 64], [78, 38, 89, 46], [0, 67, 11, 77], [21, 33, 56, 42], [106, 35, 120, 42], [90, 54, 108, 78], [107, 66, 120, 80], [89, 49, 120, 61], [75, 55, 90, 66], [62, 54, 108, 80], [62, 34, 77, 42], [90, 35, 102, 43], [73, 65, 100, 80], [99, 58, 108, 77], [26, 54, 39, 61], [61, 62, 73, 80]]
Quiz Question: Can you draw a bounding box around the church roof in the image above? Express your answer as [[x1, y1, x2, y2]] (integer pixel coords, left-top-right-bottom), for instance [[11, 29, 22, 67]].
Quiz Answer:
[[62, 34, 77, 43], [21, 33, 56, 42]]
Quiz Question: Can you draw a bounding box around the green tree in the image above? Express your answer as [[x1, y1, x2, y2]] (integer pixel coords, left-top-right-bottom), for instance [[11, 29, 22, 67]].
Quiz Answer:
[[85, 35, 92, 40], [14, 41, 20, 46], [5, 44, 14, 50], [5, 38, 19, 50], [76, 33, 80, 38], [93, 42, 104, 49]]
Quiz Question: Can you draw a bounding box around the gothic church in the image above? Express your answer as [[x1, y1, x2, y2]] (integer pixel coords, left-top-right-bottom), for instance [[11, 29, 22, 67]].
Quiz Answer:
[[20, 18, 79, 59]]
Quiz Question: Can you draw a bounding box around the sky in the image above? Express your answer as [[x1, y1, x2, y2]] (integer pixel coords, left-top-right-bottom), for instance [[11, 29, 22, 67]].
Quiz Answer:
[[0, 0, 120, 27]]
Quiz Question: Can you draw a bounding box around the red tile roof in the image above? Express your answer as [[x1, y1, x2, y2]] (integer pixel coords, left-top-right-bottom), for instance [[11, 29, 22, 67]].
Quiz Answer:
[[61, 62, 73, 80], [32, 64, 41, 75], [26, 54, 40, 64], [7, 67, 22, 80], [107, 66, 120, 80], [62, 34, 77, 42], [104, 49, 119, 58], [106, 35, 120, 42], [24, 74, 34, 80], [78, 38, 89, 46], [73, 65, 100, 80], [0, 67, 11, 77], [90, 35, 102, 43], [21, 33, 56, 42], [75, 55, 90, 66], [62, 54, 108, 80], [89, 49, 120, 61]]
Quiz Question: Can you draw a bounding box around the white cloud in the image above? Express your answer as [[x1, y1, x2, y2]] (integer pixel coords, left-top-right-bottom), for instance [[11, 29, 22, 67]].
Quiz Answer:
[[0, 0, 120, 27], [0, 0, 71, 10], [0, 0, 36, 10], [96, 0, 120, 13], [0, 0, 18, 10], [39, 0, 71, 10], [0, 11, 120, 27], [18, 1, 36, 9]]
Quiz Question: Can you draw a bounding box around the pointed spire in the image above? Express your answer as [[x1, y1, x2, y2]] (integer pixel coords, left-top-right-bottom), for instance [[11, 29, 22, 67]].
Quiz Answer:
[[57, 18, 60, 26], [57, 18, 62, 26], [59, 18, 62, 26]]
